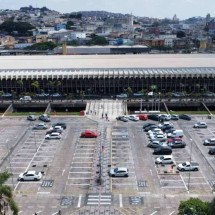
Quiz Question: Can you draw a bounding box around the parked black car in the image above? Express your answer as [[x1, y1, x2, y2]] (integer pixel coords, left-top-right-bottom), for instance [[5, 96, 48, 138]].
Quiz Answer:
[[142, 123, 155, 129], [52, 122, 67, 129], [208, 148, 215, 155], [168, 141, 186, 148], [179, 114, 191, 121], [153, 146, 172, 155], [144, 125, 158, 132], [148, 114, 159, 121], [161, 125, 174, 132], [46, 129, 63, 135]]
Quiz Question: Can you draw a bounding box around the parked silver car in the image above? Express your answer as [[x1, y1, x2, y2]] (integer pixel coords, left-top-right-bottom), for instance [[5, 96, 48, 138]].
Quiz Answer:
[[108, 167, 129, 177]]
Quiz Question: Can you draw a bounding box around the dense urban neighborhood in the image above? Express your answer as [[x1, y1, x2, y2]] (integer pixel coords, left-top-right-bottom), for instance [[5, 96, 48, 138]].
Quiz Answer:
[[0, 6, 215, 54]]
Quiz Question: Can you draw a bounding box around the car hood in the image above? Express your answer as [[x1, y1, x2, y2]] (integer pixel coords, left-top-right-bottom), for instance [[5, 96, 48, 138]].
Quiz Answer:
[[18, 173, 24, 178], [109, 169, 115, 175]]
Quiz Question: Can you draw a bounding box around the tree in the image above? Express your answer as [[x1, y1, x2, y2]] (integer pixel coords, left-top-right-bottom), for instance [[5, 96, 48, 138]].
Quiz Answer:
[[150, 85, 157, 92], [17, 80, 24, 93], [0, 21, 34, 36], [25, 42, 57, 51], [31, 80, 40, 93], [208, 197, 215, 215], [0, 171, 19, 214], [87, 36, 108, 46], [66, 21, 74, 30], [80, 90, 85, 101], [126, 87, 133, 98], [178, 198, 209, 215], [177, 31, 186, 38]]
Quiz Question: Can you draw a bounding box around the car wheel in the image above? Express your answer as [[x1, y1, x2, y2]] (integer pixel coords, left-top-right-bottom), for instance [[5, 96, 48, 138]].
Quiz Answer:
[[34, 178, 38, 181], [125, 174, 128, 177], [181, 169, 184, 171], [194, 168, 198, 171], [20, 178, 24, 181], [112, 174, 115, 177]]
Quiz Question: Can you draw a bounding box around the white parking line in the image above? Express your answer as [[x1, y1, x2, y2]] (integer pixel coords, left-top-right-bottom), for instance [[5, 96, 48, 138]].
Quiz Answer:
[[77, 194, 82, 207], [69, 171, 91, 173], [72, 162, 93, 163], [71, 167, 92, 169], [119, 194, 123, 207], [68, 177, 91, 180], [73, 156, 93, 158], [179, 174, 188, 192], [66, 183, 90, 186], [150, 211, 157, 215], [161, 186, 186, 189], [169, 211, 175, 215]]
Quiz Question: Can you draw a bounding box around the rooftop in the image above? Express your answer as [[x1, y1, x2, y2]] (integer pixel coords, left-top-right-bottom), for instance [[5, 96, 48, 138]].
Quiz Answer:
[[1, 54, 215, 69]]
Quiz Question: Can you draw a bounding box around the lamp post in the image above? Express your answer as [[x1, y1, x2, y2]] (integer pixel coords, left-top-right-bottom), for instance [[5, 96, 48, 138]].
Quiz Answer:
[[6, 139, 14, 189], [158, 92, 161, 111], [187, 138, 193, 192]]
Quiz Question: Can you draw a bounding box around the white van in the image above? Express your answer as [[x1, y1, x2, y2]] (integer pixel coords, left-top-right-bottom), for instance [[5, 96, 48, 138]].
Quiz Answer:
[[167, 130, 183, 138], [20, 96, 32, 102]]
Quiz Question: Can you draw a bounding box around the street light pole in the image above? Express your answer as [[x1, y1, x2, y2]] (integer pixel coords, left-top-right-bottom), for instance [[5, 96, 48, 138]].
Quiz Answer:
[[187, 138, 193, 192], [6, 139, 14, 189]]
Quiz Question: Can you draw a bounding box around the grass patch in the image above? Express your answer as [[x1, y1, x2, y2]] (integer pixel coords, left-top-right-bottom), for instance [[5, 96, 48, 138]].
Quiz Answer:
[[170, 110, 209, 115], [5, 112, 81, 116]]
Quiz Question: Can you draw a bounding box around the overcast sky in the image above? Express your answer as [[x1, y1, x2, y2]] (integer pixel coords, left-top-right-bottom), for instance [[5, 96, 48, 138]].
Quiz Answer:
[[0, 0, 215, 20]]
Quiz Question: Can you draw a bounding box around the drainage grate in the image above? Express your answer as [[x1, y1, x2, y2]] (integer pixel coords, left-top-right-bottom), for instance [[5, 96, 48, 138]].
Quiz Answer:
[[129, 196, 143, 205], [138, 181, 147, 187], [41, 180, 54, 187], [61, 196, 73, 206]]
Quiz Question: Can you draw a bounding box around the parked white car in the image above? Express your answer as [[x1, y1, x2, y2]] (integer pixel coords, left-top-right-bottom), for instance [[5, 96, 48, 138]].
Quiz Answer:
[[108, 167, 129, 177], [128, 115, 139, 121], [45, 132, 61, 140], [49, 125, 63, 132], [148, 128, 162, 135], [150, 133, 167, 141], [18, 171, 42, 181], [20, 96, 32, 102], [155, 155, 174, 164], [193, 122, 207, 128]]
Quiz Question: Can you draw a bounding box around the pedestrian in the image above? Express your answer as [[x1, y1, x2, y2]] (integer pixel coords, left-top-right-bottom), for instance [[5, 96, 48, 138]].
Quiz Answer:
[[105, 113, 107, 117], [94, 111, 96, 115], [58, 210, 62, 215], [102, 113, 104, 118]]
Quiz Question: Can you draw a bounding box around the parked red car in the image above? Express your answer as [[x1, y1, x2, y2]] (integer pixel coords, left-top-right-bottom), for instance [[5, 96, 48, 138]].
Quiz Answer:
[[80, 130, 98, 138], [167, 137, 182, 143], [138, 114, 148, 121]]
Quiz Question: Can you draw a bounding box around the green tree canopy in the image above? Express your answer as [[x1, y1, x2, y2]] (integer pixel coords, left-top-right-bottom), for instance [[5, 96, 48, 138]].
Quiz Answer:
[[0, 171, 19, 214], [177, 30, 186, 38], [178, 198, 209, 215], [25, 42, 57, 50], [87, 36, 108, 46], [0, 21, 34, 36]]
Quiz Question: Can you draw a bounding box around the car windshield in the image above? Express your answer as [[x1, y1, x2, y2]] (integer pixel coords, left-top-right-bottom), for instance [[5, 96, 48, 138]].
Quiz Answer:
[[182, 163, 186, 166], [160, 156, 164, 160], [35, 172, 40, 175], [114, 168, 118, 172], [23, 172, 28, 175]]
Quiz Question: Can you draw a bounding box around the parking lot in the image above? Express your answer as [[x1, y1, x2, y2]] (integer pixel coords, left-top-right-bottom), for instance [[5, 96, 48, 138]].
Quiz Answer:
[[0, 115, 214, 214]]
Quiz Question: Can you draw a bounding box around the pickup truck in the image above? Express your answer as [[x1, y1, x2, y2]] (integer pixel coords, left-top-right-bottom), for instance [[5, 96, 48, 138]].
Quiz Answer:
[[177, 162, 199, 171]]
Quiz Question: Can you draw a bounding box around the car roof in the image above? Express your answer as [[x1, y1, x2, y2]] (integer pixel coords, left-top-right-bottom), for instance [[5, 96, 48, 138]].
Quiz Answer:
[[50, 132, 60, 135], [115, 167, 128, 171], [38, 123, 45, 126], [26, 170, 37, 174], [160, 155, 172, 158]]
